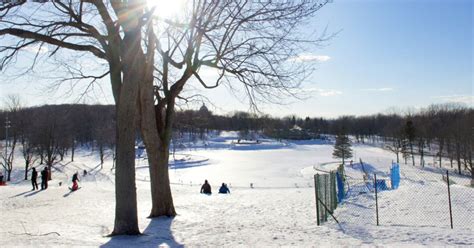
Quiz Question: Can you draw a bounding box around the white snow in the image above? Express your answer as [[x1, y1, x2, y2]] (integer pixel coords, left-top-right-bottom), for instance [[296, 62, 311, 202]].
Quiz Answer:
[[0, 134, 473, 247]]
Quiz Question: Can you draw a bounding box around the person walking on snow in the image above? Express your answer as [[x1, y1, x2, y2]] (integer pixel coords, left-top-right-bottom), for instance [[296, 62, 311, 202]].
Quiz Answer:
[[200, 180, 212, 194], [219, 183, 230, 194], [31, 167, 38, 190], [40, 167, 48, 190], [71, 172, 80, 191]]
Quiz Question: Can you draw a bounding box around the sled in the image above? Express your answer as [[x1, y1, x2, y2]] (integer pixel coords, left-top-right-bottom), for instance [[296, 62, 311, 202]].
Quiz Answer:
[[68, 186, 81, 192]]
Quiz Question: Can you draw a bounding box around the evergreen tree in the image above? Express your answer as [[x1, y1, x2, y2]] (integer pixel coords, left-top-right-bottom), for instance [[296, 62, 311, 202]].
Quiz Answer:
[[333, 133, 353, 164]]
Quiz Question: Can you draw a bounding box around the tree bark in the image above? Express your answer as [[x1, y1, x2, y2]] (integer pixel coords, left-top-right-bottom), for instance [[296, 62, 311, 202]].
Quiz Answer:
[[24, 161, 29, 180], [112, 98, 140, 235], [419, 139, 424, 167], [139, 72, 177, 217], [99, 144, 104, 168], [438, 139, 443, 168], [456, 142, 461, 175], [149, 146, 176, 217], [110, 26, 142, 236], [71, 142, 75, 162], [7, 169, 11, 181]]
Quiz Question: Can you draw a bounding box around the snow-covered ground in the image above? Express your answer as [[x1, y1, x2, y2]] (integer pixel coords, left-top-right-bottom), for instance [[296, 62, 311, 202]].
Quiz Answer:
[[1, 132, 473, 247]]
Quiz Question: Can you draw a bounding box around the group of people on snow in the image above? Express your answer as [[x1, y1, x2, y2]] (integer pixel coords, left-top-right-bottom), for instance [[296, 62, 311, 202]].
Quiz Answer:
[[200, 180, 230, 195], [30, 167, 49, 190], [30, 167, 81, 191]]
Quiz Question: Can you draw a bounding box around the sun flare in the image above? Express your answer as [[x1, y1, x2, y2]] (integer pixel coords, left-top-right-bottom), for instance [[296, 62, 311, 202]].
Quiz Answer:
[[147, 0, 186, 19]]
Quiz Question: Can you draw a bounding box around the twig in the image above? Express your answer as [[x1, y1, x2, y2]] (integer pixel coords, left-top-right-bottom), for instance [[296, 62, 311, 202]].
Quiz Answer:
[[9, 222, 61, 237], [8, 231, 61, 237]]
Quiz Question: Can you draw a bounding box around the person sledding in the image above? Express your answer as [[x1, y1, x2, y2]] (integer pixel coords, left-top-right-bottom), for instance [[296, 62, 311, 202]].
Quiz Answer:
[[218, 183, 230, 194], [200, 180, 212, 195], [70, 172, 80, 191]]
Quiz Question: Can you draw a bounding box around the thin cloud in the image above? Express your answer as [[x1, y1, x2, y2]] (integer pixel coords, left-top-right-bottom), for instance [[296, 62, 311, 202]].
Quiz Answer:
[[433, 95, 474, 105], [288, 53, 331, 62], [302, 87, 342, 97], [361, 87, 394, 92]]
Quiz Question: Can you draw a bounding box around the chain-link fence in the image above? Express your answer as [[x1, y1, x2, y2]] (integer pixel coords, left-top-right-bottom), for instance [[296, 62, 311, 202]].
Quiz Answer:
[[314, 165, 345, 225], [315, 162, 474, 230]]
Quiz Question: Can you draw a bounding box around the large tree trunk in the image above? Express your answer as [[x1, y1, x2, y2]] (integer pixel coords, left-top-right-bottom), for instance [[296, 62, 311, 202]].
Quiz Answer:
[[149, 146, 176, 217], [110, 26, 142, 236], [112, 101, 140, 235], [139, 66, 177, 217]]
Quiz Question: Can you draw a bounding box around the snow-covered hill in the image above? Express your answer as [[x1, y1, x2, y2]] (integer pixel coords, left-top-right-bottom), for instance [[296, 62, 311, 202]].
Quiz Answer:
[[0, 133, 472, 247]]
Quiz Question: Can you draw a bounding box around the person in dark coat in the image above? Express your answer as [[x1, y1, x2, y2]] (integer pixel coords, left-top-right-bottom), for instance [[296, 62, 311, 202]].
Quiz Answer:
[[71, 172, 80, 191], [218, 183, 230, 194], [40, 167, 48, 190], [200, 180, 212, 194], [31, 167, 38, 190]]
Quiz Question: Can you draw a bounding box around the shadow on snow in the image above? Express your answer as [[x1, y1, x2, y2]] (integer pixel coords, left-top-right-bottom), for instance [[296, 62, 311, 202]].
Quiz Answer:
[[100, 217, 183, 248], [9, 189, 42, 198], [135, 158, 210, 170]]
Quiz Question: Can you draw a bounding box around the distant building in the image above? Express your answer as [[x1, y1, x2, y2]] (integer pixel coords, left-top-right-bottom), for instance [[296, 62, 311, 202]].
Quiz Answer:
[[291, 125, 302, 131], [198, 103, 211, 116]]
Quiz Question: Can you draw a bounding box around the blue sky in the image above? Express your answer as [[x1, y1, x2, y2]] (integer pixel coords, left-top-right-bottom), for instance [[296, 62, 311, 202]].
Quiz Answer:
[[0, 0, 472, 118], [303, 0, 473, 117]]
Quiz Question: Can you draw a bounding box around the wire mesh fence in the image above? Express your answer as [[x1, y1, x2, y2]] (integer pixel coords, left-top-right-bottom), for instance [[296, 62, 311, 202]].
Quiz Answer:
[[314, 165, 345, 225], [377, 166, 474, 229], [315, 162, 474, 230]]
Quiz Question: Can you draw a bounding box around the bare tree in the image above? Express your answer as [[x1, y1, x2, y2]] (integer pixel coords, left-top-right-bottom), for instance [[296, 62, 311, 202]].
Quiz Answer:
[[0, 0, 329, 234], [404, 120, 416, 166], [28, 106, 61, 180], [17, 108, 37, 180], [0, 1, 150, 235], [139, 0, 330, 218], [1, 95, 22, 181], [93, 106, 115, 168]]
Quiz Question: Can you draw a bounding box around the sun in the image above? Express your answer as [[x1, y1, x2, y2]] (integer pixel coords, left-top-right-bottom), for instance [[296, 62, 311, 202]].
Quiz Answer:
[[147, 0, 186, 19]]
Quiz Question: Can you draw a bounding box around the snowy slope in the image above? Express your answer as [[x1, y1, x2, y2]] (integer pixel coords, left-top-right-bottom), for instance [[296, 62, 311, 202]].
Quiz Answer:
[[0, 135, 473, 247]]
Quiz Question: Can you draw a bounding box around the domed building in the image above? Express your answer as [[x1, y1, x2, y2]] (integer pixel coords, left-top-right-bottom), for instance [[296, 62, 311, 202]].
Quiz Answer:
[[198, 103, 211, 116]]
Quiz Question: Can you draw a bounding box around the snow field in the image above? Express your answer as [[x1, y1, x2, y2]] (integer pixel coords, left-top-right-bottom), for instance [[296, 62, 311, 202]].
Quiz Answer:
[[1, 133, 473, 247]]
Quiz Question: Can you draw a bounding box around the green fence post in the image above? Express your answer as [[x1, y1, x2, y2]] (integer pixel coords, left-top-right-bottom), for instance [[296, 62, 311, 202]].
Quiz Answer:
[[314, 174, 320, 226]]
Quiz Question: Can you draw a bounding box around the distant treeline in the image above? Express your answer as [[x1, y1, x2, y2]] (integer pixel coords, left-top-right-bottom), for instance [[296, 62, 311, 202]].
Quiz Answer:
[[0, 103, 472, 180]]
